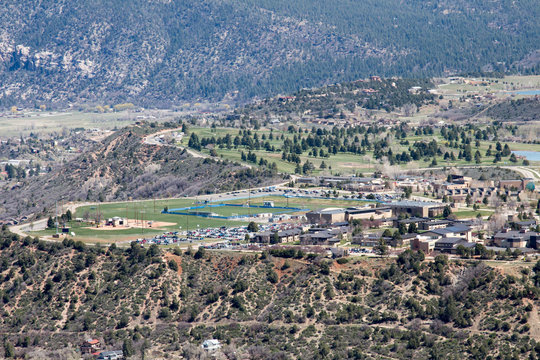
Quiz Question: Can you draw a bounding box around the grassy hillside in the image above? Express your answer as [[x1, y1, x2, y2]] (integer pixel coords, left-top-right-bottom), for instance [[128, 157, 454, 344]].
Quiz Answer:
[[0, 228, 538, 358], [0, 0, 538, 106]]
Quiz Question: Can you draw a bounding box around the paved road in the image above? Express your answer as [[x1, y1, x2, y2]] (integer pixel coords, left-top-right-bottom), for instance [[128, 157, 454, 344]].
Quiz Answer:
[[505, 166, 540, 180], [143, 127, 207, 158]]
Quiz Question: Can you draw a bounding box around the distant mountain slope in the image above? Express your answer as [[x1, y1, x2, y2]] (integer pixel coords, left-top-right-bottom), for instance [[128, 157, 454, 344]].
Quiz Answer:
[[0, 0, 538, 106]]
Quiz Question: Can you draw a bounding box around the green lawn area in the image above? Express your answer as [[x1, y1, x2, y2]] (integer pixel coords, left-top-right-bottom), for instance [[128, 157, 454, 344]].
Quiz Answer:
[[225, 195, 372, 209], [453, 209, 493, 219], [29, 199, 251, 243]]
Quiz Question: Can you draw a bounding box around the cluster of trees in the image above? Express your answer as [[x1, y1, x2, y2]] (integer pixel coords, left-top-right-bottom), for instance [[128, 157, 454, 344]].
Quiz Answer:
[[190, 120, 521, 174], [46, 210, 72, 229], [239, 79, 436, 117], [3, 164, 27, 180]]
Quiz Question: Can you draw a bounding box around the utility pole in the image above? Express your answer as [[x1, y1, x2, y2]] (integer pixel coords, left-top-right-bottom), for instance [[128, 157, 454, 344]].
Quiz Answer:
[[55, 200, 58, 234], [141, 210, 145, 237]]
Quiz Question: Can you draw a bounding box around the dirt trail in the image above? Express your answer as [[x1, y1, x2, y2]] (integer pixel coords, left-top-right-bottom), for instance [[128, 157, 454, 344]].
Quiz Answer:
[[525, 300, 540, 339], [165, 252, 183, 276]]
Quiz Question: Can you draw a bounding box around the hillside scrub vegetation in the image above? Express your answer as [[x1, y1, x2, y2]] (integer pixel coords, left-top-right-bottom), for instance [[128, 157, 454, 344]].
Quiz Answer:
[[0, 227, 538, 359]]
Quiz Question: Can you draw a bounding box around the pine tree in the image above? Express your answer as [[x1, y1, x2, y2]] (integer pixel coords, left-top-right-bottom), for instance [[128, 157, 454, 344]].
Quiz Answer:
[[123, 339, 134, 357], [47, 216, 55, 229]]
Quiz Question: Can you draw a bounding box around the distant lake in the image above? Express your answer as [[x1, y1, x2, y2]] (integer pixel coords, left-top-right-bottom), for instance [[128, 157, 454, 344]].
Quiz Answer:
[[513, 90, 540, 95], [513, 151, 540, 161]]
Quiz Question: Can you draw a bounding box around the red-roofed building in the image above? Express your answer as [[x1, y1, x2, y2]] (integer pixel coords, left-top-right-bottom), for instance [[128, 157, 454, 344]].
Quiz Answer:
[[81, 339, 101, 354]]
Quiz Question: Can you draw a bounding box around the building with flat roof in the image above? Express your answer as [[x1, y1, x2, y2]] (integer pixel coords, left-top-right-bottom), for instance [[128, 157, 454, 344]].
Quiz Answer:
[[345, 206, 392, 221], [493, 229, 539, 248], [434, 237, 470, 253], [385, 200, 446, 218], [306, 208, 346, 225], [253, 228, 302, 243], [423, 225, 473, 242]]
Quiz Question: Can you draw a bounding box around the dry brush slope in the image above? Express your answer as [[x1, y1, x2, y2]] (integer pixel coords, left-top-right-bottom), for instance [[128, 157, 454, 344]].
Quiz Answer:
[[0, 231, 538, 359]]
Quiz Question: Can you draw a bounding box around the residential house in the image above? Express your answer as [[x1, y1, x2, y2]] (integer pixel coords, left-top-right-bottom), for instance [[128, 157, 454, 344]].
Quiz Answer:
[[81, 339, 101, 354]]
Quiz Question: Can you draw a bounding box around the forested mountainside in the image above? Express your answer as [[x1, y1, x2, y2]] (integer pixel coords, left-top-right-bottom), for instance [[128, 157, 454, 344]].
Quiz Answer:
[[0, 230, 538, 359], [0, 124, 281, 221], [0, 0, 538, 107]]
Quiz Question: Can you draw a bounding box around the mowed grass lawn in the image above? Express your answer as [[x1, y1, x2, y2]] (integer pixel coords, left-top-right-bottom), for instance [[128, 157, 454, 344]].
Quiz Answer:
[[453, 209, 493, 219], [225, 196, 374, 210]]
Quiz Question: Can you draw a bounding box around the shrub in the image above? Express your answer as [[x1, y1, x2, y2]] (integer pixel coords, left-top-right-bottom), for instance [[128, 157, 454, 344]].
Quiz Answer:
[[168, 259, 179, 271]]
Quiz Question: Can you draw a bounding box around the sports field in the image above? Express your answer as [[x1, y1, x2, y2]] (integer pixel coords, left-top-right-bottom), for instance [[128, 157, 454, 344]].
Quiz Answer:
[[168, 203, 304, 218], [28, 194, 374, 243]]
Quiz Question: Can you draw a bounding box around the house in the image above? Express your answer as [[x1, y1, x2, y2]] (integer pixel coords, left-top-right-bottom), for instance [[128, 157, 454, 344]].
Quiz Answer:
[[201, 339, 222, 352], [96, 350, 123, 360], [81, 339, 101, 354]]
